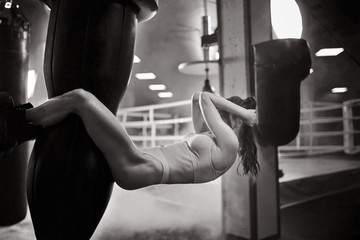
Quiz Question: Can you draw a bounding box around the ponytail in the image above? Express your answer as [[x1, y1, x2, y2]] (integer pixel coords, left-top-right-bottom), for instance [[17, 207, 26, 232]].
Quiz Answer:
[[223, 96, 260, 177], [238, 123, 259, 176]]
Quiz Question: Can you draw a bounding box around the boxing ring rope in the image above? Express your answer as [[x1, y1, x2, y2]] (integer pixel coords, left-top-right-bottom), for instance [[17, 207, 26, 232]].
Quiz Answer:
[[117, 100, 192, 148], [280, 98, 360, 157], [117, 98, 360, 156]]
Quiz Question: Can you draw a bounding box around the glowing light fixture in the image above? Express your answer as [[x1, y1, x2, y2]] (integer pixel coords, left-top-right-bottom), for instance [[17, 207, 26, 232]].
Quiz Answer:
[[149, 84, 166, 91], [133, 55, 141, 63], [331, 87, 347, 93], [158, 92, 173, 98], [135, 72, 156, 80], [5, 1, 12, 8], [315, 48, 344, 57], [270, 0, 303, 39], [309, 68, 314, 74], [27, 70, 38, 99]]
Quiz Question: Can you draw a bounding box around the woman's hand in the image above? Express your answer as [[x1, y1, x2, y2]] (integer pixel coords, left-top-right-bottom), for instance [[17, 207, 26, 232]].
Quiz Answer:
[[243, 109, 257, 127]]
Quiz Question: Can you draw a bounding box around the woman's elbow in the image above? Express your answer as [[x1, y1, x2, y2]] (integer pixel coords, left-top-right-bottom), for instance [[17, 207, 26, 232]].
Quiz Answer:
[[191, 92, 201, 101], [113, 173, 138, 191], [200, 91, 212, 104]]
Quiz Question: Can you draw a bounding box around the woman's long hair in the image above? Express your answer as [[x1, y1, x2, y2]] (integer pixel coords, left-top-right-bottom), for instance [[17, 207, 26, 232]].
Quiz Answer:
[[219, 96, 259, 176]]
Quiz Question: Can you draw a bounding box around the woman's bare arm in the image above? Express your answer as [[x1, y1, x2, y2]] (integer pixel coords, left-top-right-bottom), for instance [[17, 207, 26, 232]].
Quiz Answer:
[[191, 92, 209, 133], [198, 92, 240, 169], [198, 92, 258, 168], [200, 92, 257, 127]]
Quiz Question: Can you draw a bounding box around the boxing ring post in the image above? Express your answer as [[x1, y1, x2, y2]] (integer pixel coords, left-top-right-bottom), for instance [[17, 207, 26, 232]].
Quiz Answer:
[[217, 1, 311, 239], [26, 0, 158, 239]]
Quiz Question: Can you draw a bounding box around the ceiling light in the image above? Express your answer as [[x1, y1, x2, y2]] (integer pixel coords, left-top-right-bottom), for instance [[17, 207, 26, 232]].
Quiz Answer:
[[270, 0, 303, 39], [5, 2, 12, 8], [309, 68, 314, 74], [178, 60, 218, 76], [149, 84, 166, 91], [158, 92, 173, 98], [133, 55, 141, 63], [135, 72, 156, 80], [331, 87, 347, 93], [315, 48, 344, 57]]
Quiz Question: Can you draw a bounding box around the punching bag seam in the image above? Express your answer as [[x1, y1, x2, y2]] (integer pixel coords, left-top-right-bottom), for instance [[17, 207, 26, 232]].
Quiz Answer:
[[29, 139, 39, 208], [47, 1, 62, 238], [60, 118, 81, 239], [49, 0, 60, 97], [79, 1, 93, 89], [108, 4, 127, 107], [28, 0, 61, 209], [60, 2, 99, 236]]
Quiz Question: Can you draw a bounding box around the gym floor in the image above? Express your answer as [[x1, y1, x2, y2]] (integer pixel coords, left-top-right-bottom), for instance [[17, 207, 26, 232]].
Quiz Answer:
[[1, 152, 359, 240], [279, 153, 360, 240]]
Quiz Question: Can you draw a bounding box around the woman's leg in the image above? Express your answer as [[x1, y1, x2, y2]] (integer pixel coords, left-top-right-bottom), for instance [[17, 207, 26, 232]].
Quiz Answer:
[[27, 89, 163, 190]]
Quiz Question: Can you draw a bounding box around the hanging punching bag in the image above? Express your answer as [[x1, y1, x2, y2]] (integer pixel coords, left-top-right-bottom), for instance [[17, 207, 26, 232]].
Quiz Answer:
[[26, 0, 158, 239], [0, 0, 30, 226], [254, 39, 311, 146]]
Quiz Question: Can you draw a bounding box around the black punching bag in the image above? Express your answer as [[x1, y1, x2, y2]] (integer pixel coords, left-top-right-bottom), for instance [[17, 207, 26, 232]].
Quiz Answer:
[[26, 0, 158, 239], [0, 0, 30, 226], [254, 39, 311, 146]]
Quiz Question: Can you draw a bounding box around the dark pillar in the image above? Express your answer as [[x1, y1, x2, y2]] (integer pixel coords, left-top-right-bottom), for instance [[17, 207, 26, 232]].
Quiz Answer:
[[217, 1, 278, 239], [218, 1, 312, 239]]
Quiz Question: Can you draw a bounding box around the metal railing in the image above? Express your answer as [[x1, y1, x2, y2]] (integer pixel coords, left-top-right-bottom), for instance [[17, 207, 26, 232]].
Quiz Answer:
[[117, 98, 360, 156], [279, 99, 360, 157], [117, 100, 192, 148]]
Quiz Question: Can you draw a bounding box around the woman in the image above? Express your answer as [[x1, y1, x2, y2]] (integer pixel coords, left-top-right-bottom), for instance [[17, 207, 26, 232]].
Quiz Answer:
[[0, 89, 258, 190]]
